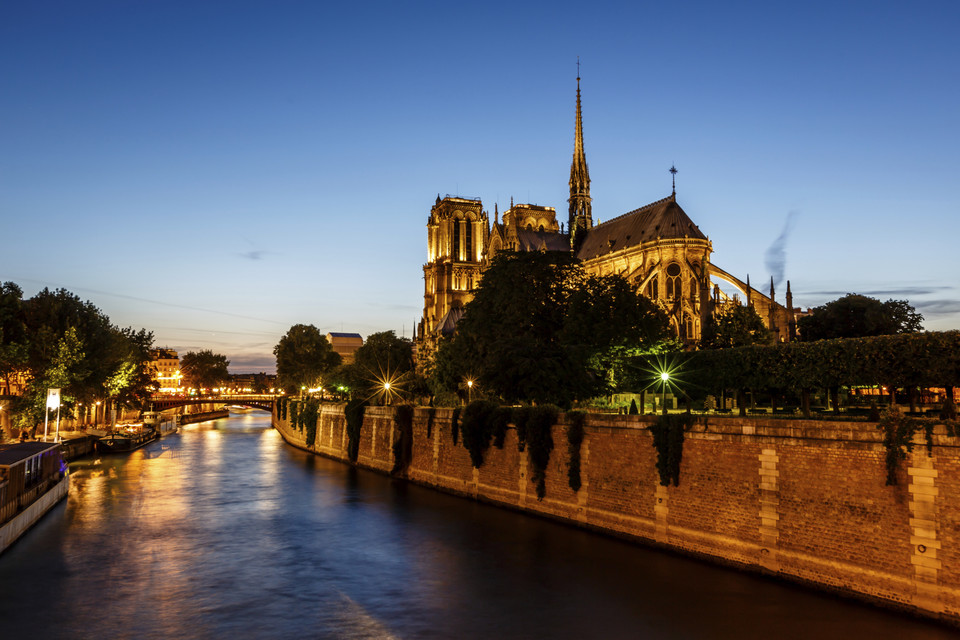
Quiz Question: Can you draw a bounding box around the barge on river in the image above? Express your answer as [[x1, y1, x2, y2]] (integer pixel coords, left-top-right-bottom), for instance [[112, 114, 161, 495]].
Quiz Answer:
[[96, 423, 159, 454], [0, 441, 69, 554]]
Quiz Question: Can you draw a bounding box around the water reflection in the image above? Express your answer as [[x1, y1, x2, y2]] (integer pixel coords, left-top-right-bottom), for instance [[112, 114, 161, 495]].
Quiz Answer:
[[0, 411, 954, 639]]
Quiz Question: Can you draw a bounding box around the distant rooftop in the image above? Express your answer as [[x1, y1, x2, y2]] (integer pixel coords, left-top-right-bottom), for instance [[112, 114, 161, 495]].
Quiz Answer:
[[327, 332, 362, 339]]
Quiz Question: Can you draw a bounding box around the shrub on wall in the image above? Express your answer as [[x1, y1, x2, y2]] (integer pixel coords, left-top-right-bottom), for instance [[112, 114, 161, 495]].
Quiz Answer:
[[345, 398, 366, 463], [879, 406, 959, 485], [649, 414, 692, 486], [391, 404, 414, 475], [513, 406, 531, 452], [520, 405, 557, 500], [290, 401, 300, 431], [566, 410, 586, 492], [451, 407, 461, 446], [460, 400, 499, 468], [302, 397, 320, 446], [491, 407, 511, 449], [425, 406, 436, 440]]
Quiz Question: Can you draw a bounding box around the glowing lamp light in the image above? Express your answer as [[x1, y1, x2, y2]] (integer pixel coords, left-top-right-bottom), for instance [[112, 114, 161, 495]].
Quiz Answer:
[[660, 372, 670, 382]]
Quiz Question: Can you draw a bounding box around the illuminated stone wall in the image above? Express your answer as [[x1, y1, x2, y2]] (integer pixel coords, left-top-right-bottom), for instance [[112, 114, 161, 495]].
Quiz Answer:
[[273, 404, 960, 624]]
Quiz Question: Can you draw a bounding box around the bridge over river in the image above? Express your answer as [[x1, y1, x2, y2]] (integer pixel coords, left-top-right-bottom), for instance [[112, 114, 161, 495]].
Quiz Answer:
[[149, 393, 276, 412]]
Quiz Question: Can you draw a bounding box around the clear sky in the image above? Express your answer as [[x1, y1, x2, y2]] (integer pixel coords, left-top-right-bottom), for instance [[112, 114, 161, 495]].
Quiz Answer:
[[3, 1, 958, 373]]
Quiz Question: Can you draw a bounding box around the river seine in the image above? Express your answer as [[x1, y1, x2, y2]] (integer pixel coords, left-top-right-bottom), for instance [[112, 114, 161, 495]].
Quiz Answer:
[[0, 412, 954, 639]]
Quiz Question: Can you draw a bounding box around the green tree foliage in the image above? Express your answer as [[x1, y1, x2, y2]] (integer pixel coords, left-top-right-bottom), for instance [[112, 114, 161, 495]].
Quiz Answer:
[[459, 400, 499, 468], [699, 304, 772, 349], [0, 282, 28, 395], [5, 285, 155, 427], [181, 350, 230, 392], [798, 294, 923, 341], [354, 331, 414, 376], [686, 331, 960, 414], [273, 324, 341, 393], [324, 363, 364, 400], [434, 252, 671, 407], [16, 327, 85, 429], [22, 288, 116, 397]]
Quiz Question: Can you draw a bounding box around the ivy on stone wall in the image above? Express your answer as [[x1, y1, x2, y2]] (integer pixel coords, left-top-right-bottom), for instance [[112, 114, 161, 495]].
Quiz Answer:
[[451, 407, 461, 446], [278, 397, 288, 421], [566, 410, 586, 492], [491, 407, 511, 449], [290, 401, 300, 431], [513, 407, 530, 453], [649, 414, 692, 486], [879, 406, 959, 485], [518, 405, 557, 500], [460, 400, 499, 468], [345, 398, 366, 463], [426, 407, 436, 440], [302, 397, 320, 446], [391, 404, 414, 475]]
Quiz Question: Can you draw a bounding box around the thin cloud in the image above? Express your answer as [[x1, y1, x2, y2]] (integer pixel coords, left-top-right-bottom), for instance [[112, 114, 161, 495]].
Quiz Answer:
[[14, 278, 288, 326], [238, 250, 272, 261], [802, 287, 954, 299]]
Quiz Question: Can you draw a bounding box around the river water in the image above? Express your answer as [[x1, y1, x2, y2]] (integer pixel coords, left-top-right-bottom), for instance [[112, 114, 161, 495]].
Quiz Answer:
[[0, 412, 954, 639]]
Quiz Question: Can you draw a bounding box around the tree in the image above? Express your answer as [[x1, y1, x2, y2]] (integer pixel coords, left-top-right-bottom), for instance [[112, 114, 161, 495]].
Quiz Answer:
[[354, 331, 414, 376], [181, 350, 230, 392], [105, 327, 156, 408], [21, 287, 116, 399], [434, 251, 672, 406], [798, 294, 923, 341], [273, 324, 341, 394], [699, 304, 772, 349], [0, 282, 28, 394]]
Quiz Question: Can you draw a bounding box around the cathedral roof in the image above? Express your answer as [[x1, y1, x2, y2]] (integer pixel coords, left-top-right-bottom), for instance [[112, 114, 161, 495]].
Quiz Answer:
[[435, 305, 465, 336], [575, 194, 707, 261], [516, 228, 571, 252]]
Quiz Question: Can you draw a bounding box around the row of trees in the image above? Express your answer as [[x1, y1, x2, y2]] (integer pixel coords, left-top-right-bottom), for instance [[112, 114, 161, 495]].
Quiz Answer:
[[274, 325, 417, 401], [273, 252, 929, 410], [0, 282, 156, 430]]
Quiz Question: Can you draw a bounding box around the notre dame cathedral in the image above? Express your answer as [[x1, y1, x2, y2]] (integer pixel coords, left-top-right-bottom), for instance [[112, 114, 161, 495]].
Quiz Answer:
[[416, 74, 796, 356]]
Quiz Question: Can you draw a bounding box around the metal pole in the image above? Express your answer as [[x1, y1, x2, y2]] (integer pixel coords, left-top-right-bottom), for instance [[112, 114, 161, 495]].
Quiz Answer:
[[55, 403, 61, 442], [43, 407, 49, 441]]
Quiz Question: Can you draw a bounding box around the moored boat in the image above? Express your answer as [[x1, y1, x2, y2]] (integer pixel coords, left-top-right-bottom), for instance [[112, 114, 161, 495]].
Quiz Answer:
[[0, 441, 69, 554], [96, 423, 159, 454]]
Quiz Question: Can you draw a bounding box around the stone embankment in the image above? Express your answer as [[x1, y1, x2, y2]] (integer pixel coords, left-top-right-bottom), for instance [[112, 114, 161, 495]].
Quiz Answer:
[[273, 404, 960, 626]]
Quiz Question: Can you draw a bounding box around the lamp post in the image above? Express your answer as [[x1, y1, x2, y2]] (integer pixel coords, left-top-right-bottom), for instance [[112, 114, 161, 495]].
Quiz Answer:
[[660, 372, 670, 415], [466, 379, 474, 404], [383, 382, 390, 406]]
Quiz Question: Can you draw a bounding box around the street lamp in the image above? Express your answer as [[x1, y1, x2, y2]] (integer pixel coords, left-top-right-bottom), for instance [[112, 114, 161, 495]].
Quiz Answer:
[[660, 371, 670, 415], [466, 378, 474, 404], [383, 382, 391, 406]]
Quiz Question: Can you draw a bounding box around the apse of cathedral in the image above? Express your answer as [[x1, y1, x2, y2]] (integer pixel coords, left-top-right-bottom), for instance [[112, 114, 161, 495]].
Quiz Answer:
[[416, 74, 796, 353]]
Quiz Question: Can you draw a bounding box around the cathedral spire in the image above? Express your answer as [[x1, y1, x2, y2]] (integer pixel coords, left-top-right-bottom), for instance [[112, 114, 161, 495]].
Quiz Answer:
[[568, 64, 592, 250]]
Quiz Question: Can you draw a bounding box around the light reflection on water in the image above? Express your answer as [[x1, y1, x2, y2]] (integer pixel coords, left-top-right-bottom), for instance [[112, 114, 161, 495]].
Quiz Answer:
[[0, 411, 955, 639]]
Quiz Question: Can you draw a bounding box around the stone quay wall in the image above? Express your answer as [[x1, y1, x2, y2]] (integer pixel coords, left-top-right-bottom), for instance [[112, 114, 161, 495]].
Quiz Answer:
[[273, 404, 960, 625]]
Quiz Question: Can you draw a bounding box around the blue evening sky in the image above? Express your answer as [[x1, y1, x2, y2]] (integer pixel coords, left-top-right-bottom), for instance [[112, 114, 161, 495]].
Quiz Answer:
[[2, 1, 958, 372]]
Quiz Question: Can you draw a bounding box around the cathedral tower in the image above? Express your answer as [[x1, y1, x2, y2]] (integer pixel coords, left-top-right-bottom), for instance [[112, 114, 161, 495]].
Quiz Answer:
[[420, 196, 489, 340], [568, 73, 593, 251]]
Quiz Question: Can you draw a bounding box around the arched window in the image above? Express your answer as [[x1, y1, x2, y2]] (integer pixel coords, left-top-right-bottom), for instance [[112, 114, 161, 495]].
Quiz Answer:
[[648, 275, 659, 299], [465, 222, 473, 261], [690, 276, 698, 302], [453, 220, 461, 260], [666, 263, 681, 300]]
